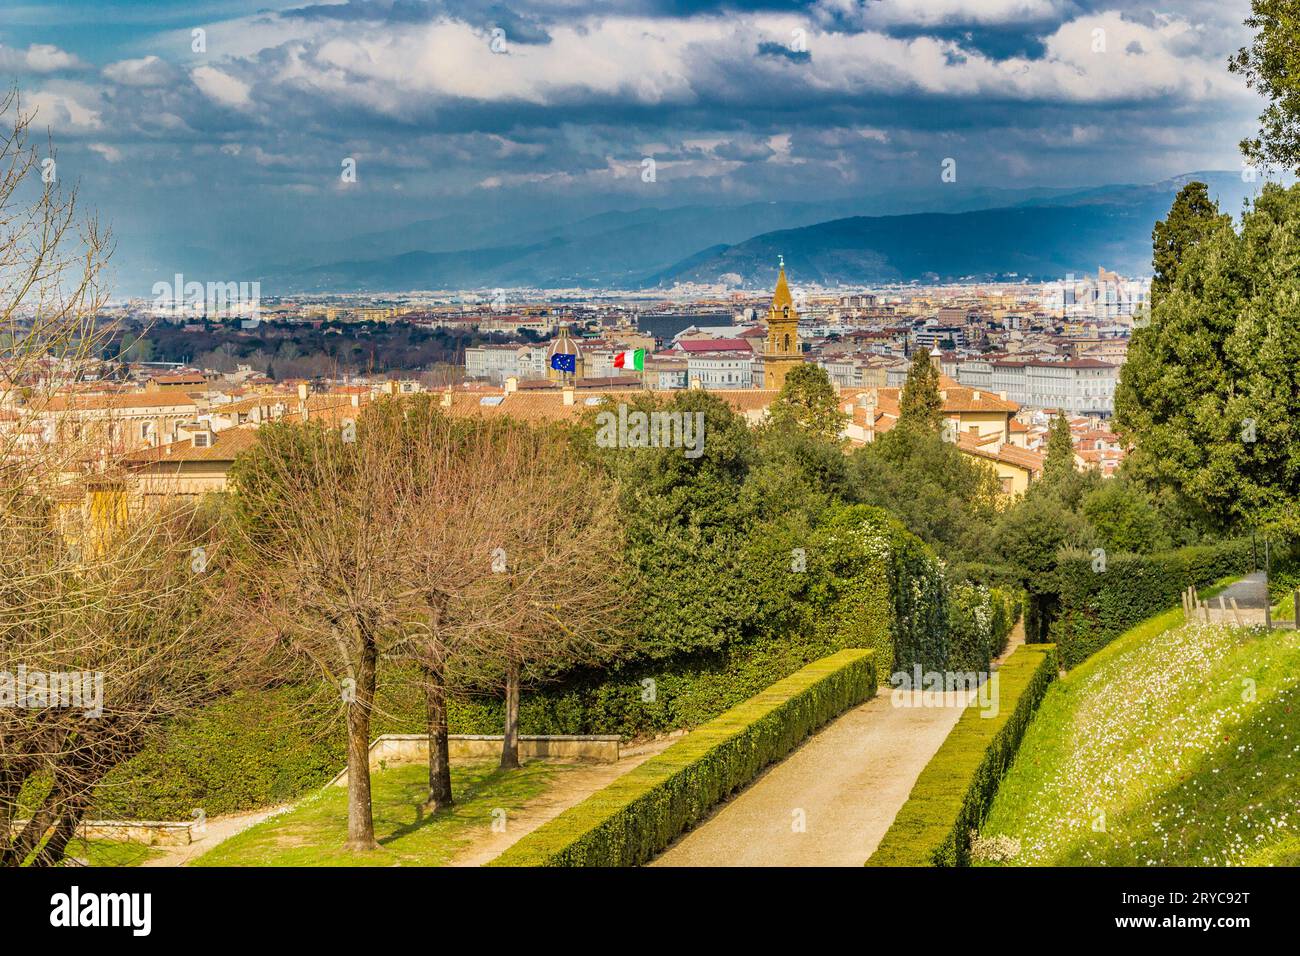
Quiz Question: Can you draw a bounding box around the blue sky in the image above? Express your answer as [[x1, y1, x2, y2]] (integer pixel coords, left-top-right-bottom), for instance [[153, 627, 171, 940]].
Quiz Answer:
[[0, 1, 1266, 292]]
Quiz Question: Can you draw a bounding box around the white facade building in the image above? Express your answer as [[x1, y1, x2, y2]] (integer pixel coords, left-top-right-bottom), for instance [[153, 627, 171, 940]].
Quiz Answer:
[[955, 358, 1119, 414], [687, 353, 753, 389], [464, 344, 549, 383]]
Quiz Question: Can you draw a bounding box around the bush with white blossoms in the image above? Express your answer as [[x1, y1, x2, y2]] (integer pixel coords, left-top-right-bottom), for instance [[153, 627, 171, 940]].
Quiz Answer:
[[969, 832, 1021, 864]]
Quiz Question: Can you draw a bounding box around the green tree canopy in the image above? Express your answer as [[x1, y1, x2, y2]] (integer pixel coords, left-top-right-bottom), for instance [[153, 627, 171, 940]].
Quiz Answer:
[[1116, 182, 1300, 536], [1230, 0, 1300, 172], [898, 347, 943, 432], [1082, 479, 1171, 554], [767, 363, 848, 441], [1150, 182, 1233, 308], [1041, 410, 1076, 490], [852, 424, 1001, 563]]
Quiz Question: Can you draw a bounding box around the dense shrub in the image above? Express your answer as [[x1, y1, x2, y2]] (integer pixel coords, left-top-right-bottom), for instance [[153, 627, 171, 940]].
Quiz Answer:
[[947, 583, 1021, 672], [866, 643, 1057, 867], [1048, 539, 1251, 667], [92, 686, 347, 819], [490, 649, 877, 867]]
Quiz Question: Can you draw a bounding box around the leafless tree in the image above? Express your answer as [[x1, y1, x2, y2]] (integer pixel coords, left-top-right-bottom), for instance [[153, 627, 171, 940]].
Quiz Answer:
[[0, 88, 248, 868], [381, 401, 510, 810], [471, 421, 630, 770], [1, 501, 242, 866], [228, 407, 423, 850]]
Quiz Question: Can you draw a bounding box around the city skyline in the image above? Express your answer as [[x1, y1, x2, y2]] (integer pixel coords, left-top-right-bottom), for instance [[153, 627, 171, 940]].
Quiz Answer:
[[0, 1, 1272, 293]]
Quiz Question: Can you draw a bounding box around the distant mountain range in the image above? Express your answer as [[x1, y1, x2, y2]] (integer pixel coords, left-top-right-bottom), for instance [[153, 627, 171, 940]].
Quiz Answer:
[[254, 171, 1269, 293]]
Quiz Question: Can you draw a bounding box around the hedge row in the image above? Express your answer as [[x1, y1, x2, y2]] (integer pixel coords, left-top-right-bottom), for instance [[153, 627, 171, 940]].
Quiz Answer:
[[490, 649, 877, 867], [866, 642, 1057, 867], [1048, 539, 1251, 667]]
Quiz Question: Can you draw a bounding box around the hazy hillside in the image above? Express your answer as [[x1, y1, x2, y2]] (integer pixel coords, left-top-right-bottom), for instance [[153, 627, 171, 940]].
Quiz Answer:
[[255, 172, 1275, 293]]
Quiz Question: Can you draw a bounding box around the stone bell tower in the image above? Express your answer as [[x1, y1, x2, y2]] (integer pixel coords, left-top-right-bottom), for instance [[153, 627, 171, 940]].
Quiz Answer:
[[762, 256, 802, 391]]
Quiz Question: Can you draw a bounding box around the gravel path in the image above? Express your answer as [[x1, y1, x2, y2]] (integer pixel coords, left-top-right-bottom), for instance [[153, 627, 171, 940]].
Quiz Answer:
[[651, 625, 1024, 867], [142, 804, 295, 867]]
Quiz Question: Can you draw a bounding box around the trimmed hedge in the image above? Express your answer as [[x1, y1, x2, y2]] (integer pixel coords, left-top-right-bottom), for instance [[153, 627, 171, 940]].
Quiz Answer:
[[489, 649, 877, 867], [866, 642, 1057, 867], [1048, 539, 1251, 667]]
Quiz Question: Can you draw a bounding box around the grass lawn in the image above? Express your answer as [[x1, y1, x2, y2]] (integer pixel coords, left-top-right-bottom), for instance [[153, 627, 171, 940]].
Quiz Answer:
[[63, 837, 164, 867], [979, 607, 1300, 866], [1273, 591, 1295, 622], [193, 760, 569, 866]]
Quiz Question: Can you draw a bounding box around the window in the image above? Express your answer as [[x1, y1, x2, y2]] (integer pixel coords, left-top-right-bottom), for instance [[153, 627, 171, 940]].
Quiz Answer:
[[193, 432, 210, 448]]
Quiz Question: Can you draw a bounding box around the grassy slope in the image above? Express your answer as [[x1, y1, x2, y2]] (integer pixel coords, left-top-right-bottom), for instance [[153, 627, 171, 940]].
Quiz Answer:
[[981, 606, 1300, 866], [194, 761, 570, 866]]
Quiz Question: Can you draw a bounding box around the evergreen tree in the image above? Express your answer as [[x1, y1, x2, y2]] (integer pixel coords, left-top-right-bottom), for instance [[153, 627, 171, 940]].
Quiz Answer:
[[1041, 410, 1076, 489], [768, 363, 847, 441], [1117, 182, 1300, 535], [898, 347, 943, 432], [1150, 182, 1232, 308]]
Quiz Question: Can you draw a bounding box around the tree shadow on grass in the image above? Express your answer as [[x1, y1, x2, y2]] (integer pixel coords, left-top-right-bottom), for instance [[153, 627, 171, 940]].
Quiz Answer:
[[378, 764, 539, 847]]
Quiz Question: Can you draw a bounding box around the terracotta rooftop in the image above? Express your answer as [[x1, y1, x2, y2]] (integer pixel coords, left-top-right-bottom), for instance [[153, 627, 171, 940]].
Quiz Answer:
[[956, 431, 1045, 475], [41, 392, 202, 412], [124, 426, 259, 464]]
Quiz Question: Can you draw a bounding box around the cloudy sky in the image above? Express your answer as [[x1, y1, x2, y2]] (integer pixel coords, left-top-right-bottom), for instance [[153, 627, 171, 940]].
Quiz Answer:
[[0, 0, 1266, 292]]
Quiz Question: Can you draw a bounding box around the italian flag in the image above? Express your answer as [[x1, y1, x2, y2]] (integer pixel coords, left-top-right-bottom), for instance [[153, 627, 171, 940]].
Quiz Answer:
[[613, 349, 644, 370]]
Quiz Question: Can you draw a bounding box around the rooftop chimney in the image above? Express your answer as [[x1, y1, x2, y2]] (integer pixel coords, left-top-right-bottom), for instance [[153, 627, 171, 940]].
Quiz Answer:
[[504, 376, 518, 394], [440, 389, 453, 408], [562, 386, 575, 406]]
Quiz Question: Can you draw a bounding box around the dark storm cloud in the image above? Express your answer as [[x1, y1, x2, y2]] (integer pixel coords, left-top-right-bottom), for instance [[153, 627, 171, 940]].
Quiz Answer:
[[756, 40, 811, 62]]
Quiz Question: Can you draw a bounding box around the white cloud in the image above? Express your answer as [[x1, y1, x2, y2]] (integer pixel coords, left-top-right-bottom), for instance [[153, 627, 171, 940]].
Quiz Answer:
[[89, 143, 123, 162], [103, 56, 175, 88], [26, 91, 102, 131], [0, 43, 85, 74], [191, 65, 253, 109], [210, 11, 1243, 120]]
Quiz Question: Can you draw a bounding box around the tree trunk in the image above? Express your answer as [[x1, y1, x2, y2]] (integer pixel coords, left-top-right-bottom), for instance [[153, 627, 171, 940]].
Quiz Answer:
[[344, 636, 379, 851], [6, 796, 58, 867], [30, 801, 86, 867], [423, 658, 453, 811], [500, 657, 521, 770]]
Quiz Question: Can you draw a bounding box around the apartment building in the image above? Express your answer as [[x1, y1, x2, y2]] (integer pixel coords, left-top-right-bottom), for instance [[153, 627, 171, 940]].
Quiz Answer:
[[955, 358, 1119, 415], [464, 344, 550, 384]]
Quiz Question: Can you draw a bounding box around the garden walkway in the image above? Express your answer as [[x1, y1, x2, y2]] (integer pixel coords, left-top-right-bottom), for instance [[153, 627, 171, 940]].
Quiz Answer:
[[650, 623, 1025, 867]]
